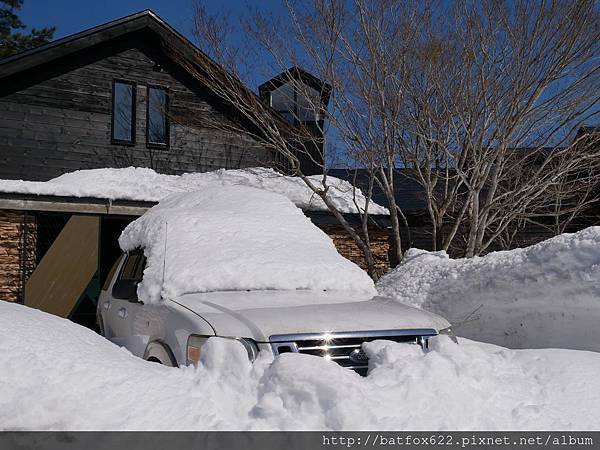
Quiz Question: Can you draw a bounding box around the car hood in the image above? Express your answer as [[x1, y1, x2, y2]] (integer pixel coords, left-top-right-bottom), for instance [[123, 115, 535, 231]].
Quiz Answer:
[[170, 290, 450, 342]]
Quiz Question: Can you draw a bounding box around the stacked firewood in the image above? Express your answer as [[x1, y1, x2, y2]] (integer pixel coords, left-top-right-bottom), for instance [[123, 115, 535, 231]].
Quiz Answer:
[[0, 211, 36, 302], [319, 224, 389, 278]]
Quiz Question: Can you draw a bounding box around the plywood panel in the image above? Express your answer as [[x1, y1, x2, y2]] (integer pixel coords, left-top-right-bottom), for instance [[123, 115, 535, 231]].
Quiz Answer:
[[25, 215, 98, 317]]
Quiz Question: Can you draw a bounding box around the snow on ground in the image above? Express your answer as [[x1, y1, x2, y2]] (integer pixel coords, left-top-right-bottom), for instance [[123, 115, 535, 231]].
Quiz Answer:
[[119, 186, 376, 303], [0, 166, 388, 214], [1, 301, 599, 431], [377, 227, 600, 352]]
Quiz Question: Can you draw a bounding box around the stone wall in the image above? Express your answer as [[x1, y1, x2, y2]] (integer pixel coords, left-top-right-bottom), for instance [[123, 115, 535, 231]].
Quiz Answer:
[[0, 210, 36, 302]]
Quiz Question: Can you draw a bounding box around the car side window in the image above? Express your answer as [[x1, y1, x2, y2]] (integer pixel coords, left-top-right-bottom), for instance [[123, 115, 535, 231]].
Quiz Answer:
[[119, 252, 147, 283]]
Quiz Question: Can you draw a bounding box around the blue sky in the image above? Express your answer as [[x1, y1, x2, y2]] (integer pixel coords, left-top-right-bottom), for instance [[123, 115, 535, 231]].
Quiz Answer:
[[19, 0, 278, 42]]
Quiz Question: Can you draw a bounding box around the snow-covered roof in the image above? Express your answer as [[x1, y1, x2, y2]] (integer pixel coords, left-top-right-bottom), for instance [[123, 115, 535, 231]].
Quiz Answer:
[[0, 167, 389, 215], [119, 185, 377, 302]]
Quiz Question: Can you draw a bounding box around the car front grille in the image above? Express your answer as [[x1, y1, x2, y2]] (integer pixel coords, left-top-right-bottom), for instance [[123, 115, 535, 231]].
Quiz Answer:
[[270, 329, 437, 376]]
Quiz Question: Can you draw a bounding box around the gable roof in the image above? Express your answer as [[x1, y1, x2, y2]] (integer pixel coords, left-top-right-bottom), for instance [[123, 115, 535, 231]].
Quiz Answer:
[[0, 10, 295, 145], [0, 10, 234, 102], [0, 10, 190, 77]]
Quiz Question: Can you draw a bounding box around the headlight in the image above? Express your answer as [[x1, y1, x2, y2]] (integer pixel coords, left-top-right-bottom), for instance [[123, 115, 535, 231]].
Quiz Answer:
[[187, 334, 208, 366], [186, 334, 259, 366], [438, 326, 458, 344], [234, 337, 259, 362]]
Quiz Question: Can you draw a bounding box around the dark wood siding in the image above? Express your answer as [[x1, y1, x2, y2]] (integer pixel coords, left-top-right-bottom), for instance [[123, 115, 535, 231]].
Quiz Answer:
[[0, 48, 271, 180]]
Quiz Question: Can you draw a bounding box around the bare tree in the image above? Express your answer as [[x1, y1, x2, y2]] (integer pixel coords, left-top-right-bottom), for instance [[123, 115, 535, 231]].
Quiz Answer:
[[530, 129, 600, 236], [395, 0, 600, 256], [176, 0, 599, 271], [165, 1, 385, 276], [190, 0, 426, 266], [264, 0, 599, 259], [285, 0, 421, 264]]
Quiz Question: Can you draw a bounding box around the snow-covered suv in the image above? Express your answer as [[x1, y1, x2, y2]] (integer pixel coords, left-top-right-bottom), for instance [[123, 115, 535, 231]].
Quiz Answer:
[[97, 250, 454, 376], [97, 186, 454, 375]]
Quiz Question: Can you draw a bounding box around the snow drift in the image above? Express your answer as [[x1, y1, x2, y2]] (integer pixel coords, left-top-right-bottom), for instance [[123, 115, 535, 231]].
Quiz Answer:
[[377, 227, 600, 351], [0, 166, 388, 214], [119, 186, 376, 303], [2, 301, 600, 430]]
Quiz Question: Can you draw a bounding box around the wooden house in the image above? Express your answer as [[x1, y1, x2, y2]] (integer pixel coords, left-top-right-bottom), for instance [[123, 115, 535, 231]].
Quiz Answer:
[[0, 11, 390, 327]]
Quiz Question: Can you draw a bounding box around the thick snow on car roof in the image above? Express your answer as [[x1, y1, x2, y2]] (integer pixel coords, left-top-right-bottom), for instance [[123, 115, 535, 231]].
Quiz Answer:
[[0, 166, 389, 214], [119, 185, 377, 303]]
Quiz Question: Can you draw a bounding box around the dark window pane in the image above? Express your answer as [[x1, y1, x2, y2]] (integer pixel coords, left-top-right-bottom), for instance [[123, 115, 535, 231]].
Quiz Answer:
[[148, 87, 168, 145], [120, 254, 146, 282], [133, 256, 146, 281], [270, 82, 295, 121], [112, 81, 134, 142], [297, 85, 321, 121], [120, 254, 138, 280], [279, 111, 295, 122]]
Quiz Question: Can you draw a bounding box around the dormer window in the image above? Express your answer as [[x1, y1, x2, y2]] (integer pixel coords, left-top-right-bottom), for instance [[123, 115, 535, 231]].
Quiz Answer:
[[270, 82, 295, 122], [296, 85, 322, 122], [269, 81, 322, 123], [259, 67, 331, 125]]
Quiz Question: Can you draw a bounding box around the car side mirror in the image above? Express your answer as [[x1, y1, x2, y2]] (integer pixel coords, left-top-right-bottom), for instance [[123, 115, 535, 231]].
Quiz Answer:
[[112, 280, 139, 302]]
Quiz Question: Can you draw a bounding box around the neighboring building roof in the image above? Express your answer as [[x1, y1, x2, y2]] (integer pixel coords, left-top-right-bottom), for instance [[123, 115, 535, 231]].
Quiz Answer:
[[331, 126, 599, 214], [577, 126, 600, 136], [329, 168, 431, 212]]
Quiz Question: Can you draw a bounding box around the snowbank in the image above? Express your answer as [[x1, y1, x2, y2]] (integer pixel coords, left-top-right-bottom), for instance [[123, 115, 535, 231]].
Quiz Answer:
[[377, 227, 600, 351], [2, 301, 600, 430], [119, 186, 376, 302], [0, 166, 388, 214]]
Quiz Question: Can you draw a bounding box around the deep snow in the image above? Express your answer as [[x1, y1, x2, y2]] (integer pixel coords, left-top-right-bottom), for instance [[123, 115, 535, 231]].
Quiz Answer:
[[119, 186, 376, 303], [1, 301, 599, 430], [377, 227, 600, 352], [0, 166, 388, 214]]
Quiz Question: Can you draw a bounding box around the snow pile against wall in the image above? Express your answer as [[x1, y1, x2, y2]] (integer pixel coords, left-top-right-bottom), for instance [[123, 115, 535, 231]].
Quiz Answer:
[[2, 301, 600, 430], [377, 227, 600, 351], [0, 167, 388, 214], [119, 186, 376, 302]]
